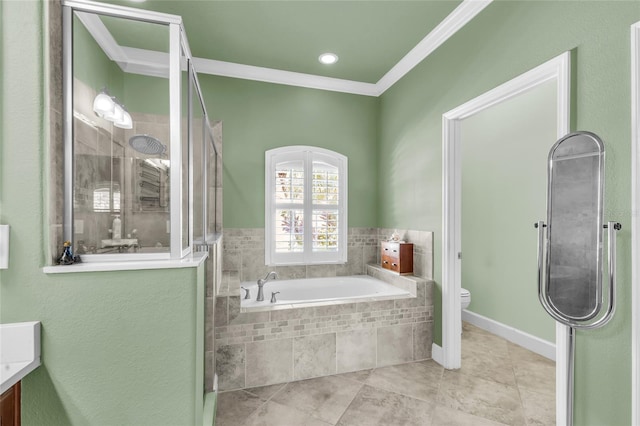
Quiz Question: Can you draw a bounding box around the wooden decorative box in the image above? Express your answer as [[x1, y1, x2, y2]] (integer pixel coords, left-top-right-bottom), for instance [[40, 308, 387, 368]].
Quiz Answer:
[[381, 241, 413, 275]]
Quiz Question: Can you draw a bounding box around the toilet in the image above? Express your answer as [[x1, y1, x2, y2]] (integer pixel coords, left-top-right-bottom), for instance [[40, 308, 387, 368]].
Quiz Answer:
[[461, 288, 471, 310]]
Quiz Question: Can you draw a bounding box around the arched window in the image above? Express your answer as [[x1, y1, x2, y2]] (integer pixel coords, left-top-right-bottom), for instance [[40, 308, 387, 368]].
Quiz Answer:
[[265, 146, 347, 265]]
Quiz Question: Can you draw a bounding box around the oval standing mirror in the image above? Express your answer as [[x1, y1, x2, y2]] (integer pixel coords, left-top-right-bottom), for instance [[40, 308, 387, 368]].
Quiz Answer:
[[545, 131, 604, 321]]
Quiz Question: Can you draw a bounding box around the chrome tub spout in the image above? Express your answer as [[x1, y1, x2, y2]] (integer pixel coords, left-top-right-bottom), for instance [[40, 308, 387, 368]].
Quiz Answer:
[[256, 271, 278, 301]]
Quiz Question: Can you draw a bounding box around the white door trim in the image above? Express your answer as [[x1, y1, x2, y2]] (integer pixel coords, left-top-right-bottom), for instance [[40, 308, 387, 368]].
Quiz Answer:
[[631, 20, 640, 426], [441, 51, 571, 425]]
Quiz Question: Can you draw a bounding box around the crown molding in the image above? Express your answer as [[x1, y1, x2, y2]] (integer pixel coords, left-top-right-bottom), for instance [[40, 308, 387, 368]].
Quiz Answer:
[[376, 0, 493, 94], [192, 58, 379, 96], [72, 0, 492, 97], [75, 11, 128, 62], [119, 47, 170, 78]]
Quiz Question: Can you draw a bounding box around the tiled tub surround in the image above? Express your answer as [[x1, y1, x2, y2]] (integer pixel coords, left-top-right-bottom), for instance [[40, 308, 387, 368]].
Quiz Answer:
[[214, 267, 433, 391], [222, 228, 433, 282]]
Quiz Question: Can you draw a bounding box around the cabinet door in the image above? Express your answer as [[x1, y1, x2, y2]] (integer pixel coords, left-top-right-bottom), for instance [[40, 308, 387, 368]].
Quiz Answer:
[[0, 382, 20, 426]]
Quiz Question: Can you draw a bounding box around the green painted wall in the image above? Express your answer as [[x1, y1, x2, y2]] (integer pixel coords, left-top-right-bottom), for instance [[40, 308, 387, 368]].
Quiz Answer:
[[123, 73, 170, 116], [73, 14, 124, 100], [461, 80, 557, 342], [0, 2, 204, 424], [197, 75, 379, 229], [102, 14, 170, 54], [119, 74, 379, 229], [378, 1, 638, 424], [2, 0, 639, 424]]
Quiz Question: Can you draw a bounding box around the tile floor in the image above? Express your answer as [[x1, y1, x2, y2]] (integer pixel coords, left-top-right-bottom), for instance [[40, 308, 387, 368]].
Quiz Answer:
[[215, 322, 555, 426]]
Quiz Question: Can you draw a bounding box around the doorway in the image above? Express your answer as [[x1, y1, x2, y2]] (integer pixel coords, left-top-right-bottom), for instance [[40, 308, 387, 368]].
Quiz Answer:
[[442, 51, 571, 424]]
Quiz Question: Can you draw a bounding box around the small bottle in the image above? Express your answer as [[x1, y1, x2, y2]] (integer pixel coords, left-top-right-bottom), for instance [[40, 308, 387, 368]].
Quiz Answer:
[[112, 215, 122, 240]]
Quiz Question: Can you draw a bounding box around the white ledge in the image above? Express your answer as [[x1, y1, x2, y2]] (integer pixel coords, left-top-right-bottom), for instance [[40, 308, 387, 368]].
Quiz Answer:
[[42, 251, 208, 274], [0, 322, 41, 394]]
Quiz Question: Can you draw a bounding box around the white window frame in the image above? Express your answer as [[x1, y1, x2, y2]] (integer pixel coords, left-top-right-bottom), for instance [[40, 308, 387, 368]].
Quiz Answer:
[[265, 146, 347, 266]]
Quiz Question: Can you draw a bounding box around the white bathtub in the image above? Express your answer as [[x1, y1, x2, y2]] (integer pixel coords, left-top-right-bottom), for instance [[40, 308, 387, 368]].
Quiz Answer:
[[240, 275, 413, 311]]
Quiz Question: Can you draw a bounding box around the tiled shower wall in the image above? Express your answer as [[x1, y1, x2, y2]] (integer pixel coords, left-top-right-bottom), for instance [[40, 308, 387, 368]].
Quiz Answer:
[[204, 121, 223, 392], [202, 237, 223, 392], [48, 0, 64, 263]]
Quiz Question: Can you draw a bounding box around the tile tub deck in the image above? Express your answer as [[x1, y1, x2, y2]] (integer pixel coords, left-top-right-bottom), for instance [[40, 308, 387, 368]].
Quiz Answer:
[[214, 266, 434, 391]]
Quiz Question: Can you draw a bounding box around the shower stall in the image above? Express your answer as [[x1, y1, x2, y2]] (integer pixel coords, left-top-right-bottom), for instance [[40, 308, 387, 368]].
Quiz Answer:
[[60, 0, 221, 264], [55, 0, 224, 402]]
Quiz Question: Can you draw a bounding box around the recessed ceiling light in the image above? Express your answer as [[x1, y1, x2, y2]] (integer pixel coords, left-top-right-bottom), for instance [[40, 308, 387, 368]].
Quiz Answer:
[[318, 53, 339, 65]]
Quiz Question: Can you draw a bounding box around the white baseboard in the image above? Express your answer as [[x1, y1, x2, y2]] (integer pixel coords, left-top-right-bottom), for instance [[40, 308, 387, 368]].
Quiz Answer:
[[431, 343, 444, 366], [462, 310, 556, 361]]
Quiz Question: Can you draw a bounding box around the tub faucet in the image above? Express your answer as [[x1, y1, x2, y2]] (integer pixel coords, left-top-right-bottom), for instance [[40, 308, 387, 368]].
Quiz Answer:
[[256, 271, 278, 301]]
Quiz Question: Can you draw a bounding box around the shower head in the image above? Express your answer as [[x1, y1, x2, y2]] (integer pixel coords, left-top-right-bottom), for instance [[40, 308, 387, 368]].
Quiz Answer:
[[129, 134, 166, 156]]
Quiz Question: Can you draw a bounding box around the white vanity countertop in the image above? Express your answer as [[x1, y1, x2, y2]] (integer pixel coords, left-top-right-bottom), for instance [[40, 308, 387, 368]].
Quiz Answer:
[[0, 321, 41, 394]]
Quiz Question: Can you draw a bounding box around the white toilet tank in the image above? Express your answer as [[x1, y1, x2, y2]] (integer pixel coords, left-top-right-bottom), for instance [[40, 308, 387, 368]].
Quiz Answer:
[[461, 288, 471, 310]]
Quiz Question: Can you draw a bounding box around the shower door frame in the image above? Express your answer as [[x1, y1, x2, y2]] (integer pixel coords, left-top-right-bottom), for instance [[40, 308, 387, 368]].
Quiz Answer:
[[631, 20, 640, 426], [61, 0, 213, 262], [441, 51, 571, 425]]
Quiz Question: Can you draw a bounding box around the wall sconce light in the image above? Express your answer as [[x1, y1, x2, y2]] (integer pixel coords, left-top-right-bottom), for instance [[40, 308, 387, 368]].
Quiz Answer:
[[93, 89, 133, 129], [113, 104, 133, 129], [93, 91, 115, 117]]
